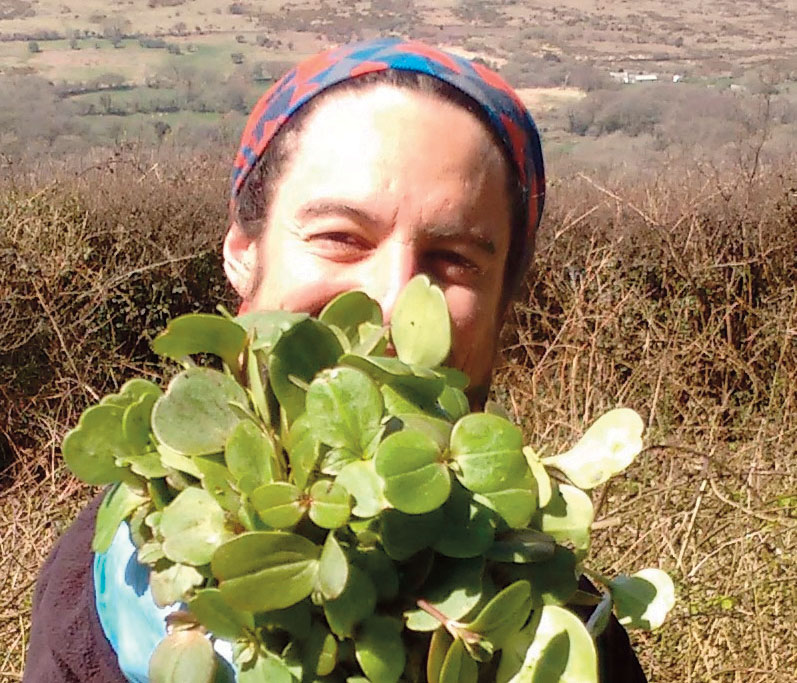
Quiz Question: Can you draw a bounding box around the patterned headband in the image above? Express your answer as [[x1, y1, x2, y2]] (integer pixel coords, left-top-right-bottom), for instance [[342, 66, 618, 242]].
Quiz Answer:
[[231, 37, 545, 288]]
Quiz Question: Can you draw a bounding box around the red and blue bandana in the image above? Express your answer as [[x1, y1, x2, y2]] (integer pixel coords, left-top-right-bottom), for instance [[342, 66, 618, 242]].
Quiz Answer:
[[231, 37, 545, 281]]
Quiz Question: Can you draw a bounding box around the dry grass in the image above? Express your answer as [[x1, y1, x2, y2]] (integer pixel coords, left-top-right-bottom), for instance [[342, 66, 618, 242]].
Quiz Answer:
[[1, 151, 796, 681], [515, 87, 586, 113], [495, 162, 797, 681]]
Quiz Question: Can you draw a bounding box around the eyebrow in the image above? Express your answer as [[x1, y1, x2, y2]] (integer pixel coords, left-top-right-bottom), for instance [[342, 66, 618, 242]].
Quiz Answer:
[[297, 198, 497, 255], [297, 199, 381, 228], [433, 229, 497, 255]]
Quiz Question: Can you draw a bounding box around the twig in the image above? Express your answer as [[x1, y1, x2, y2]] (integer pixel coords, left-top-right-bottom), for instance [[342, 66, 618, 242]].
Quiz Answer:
[[31, 281, 99, 402]]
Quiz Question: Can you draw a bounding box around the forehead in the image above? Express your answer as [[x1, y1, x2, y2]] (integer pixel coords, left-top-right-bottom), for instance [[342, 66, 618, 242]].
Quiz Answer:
[[273, 85, 511, 242], [294, 84, 504, 171]]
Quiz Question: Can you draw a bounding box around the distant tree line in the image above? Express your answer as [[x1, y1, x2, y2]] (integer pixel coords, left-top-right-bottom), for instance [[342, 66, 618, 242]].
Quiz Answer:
[[565, 82, 797, 156]]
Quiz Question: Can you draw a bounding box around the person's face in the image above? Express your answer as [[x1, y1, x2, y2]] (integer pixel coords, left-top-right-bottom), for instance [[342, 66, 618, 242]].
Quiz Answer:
[[228, 85, 513, 394]]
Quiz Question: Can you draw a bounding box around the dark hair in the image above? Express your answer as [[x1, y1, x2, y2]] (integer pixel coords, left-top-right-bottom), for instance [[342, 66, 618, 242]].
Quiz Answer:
[[234, 70, 528, 298]]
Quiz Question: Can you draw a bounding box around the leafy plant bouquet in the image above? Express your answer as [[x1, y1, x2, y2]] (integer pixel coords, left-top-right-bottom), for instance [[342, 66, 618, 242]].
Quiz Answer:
[[63, 275, 674, 682]]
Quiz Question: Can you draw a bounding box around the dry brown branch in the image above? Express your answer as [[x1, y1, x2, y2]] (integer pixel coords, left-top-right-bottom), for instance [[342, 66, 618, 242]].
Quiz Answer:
[[2, 153, 796, 681]]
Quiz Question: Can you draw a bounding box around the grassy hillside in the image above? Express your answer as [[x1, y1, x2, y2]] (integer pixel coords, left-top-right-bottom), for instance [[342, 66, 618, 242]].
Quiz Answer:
[[1, 151, 795, 680], [2, 0, 796, 158]]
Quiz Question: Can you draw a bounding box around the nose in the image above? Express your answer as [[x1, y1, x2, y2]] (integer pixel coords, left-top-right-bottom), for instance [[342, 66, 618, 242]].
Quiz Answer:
[[363, 238, 419, 324]]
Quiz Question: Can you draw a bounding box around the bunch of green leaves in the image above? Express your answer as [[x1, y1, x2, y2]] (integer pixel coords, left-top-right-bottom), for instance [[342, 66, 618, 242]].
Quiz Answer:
[[63, 275, 675, 683]]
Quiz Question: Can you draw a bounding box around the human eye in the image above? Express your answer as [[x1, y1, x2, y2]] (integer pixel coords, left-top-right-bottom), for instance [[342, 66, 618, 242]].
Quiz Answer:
[[307, 230, 370, 260], [426, 249, 483, 283]]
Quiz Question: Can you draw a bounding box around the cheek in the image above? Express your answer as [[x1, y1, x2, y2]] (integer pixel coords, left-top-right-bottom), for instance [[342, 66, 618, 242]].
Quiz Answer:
[[251, 236, 364, 314], [445, 288, 500, 360]]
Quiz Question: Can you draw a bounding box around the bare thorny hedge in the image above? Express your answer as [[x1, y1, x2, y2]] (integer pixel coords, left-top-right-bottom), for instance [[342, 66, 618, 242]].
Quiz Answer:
[[1, 150, 795, 681]]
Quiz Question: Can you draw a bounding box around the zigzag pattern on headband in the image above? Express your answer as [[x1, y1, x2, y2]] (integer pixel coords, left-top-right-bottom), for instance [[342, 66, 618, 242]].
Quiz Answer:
[[230, 37, 545, 256]]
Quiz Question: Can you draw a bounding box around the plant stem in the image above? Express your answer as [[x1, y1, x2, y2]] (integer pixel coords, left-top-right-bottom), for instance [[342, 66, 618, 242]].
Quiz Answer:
[[583, 566, 613, 587], [416, 599, 450, 626]]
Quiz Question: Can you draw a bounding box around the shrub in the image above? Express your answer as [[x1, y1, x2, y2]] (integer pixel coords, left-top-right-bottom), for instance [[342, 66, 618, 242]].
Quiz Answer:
[[139, 36, 168, 49], [1, 153, 796, 683]]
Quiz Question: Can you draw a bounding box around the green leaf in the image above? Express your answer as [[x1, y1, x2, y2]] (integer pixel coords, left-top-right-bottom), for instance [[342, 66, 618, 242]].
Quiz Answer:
[[474, 487, 537, 530], [225, 421, 274, 495], [355, 547, 399, 601], [306, 367, 384, 453], [341, 354, 445, 409], [195, 454, 240, 513], [391, 274, 451, 368], [236, 310, 309, 353], [353, 320, 389, 355], [324, 565, 377, 637], [524, 447, 552, 508], [122, 393, 157, 454], [188, 588, 254, 641], [536, 484, 594, 551], [317, 532, 349, 600], [251, 482, 305, 529], [394, 414, 453, 450], [128, 504, 152, 547], [101, 378, 162, 408], [486, 529, 555, 564], [381, 384, 434, 417], [542, 408, 644, 489], [609, 568, 675, 630], [137, 541, 165, 564], [151, 368, 248, 456], [286, 414, 321, 489], [62, 404, 130, 485], [375, 429, 451, 514], [237, 499, 266, 532], [125, 453, 169, 478], [466, 580, 533, 648], [433, 483, 495, 559], [319, 290, 383, 343], [304, 621, 338, 677], [268, 318, 343, 423], [160, 488, 232, 566], [157, 442, 202, 478], [427, 628, 454, 683], [257, 601, 311, 641], [404, 557, 484, 631], [151, 313, 247, 372], [435, 367, 469, 391], [92, 482, 148, 553], [437, 385, 470, 421], [148, 478, 173, 510], [336, 460, 388, 518], [308, 480, 351, 529], [499, 606, 598, 683], [246, 347, 270, 423], [523, 545, 580, 607], [380, 508, 444, 561], [237, 652, 294, 683], [320, 447, 360, 475], [149, 630, 217, 683], [212, 532, 320, 612], [439, 639, 477, 683], [150, 563, 204, 607], [355, 616, 406, 683], [450, 414, 534, 495]]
